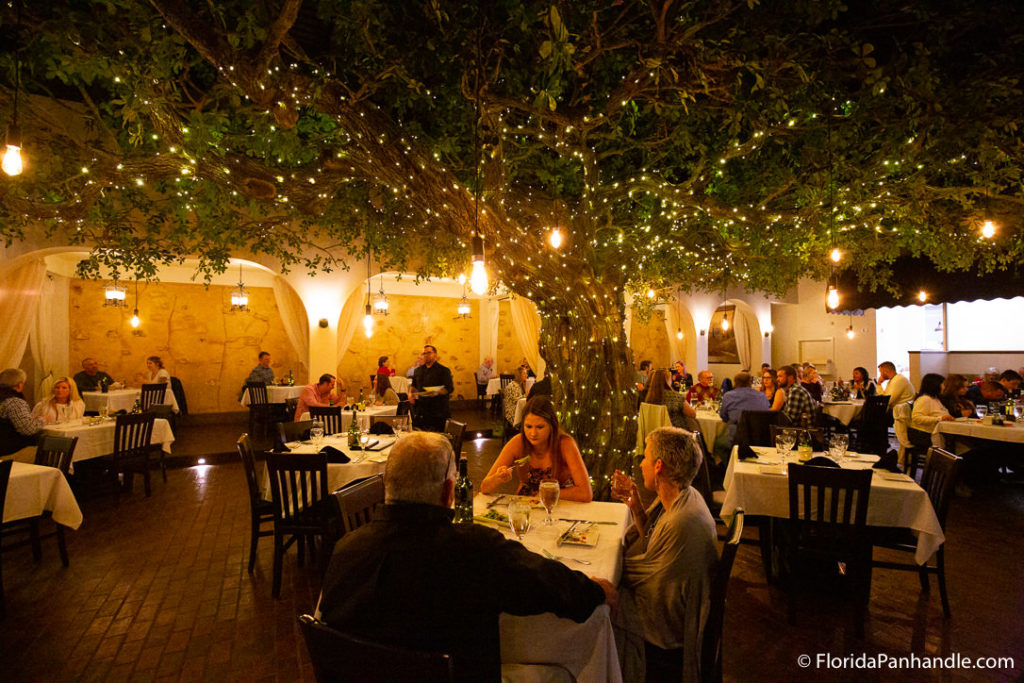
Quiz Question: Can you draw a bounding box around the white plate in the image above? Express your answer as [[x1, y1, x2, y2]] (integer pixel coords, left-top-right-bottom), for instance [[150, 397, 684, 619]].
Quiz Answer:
[[423, 385, 445, 392]]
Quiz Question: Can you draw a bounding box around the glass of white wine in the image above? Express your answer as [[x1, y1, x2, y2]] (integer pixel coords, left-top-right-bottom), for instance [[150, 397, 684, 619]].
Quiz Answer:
[[539, 480, 560, 526], [507, 501, 532, 541]]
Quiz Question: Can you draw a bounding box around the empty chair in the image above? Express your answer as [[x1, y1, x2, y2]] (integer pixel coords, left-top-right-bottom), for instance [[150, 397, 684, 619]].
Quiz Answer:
[[298, 614, 454, 683], [140, 383, 168, 410], [245, 381, 274, 439], [786, 463, 873, 637], [277, 420, 313, 451], [335, 474, 384, 535], [309, 405, 344, 435], [111, 413, 157, 499], [851, 394, 890, 457], [873, 447, 962, 616], [237, 434, 274, 573], [23, 436, 78, 566], [734, 410, 791, 458], [444, 419, 466, 458], [265, 452, 336, 598], [701, 509, 744, 683], [0, 459, 12, 619]]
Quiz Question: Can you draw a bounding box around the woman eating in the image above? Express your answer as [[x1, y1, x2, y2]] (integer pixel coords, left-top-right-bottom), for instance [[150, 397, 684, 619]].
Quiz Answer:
[[32, 377, 86, 424], [145, 356, 170, 383], [481, 395, 592, 502], [644, 368, 696, 429], [373, 372, 400, 406]]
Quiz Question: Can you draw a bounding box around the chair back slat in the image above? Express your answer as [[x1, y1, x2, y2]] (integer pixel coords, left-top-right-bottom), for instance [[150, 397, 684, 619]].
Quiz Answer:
[[236, 434, 262, 505], [701, 509, 744, 683], [246, 382, 269, 406], [735, 410, 792, 456], [788, 464, 872, 530], [277, 420, 314, 450], [309, 405, 344, 435], [114, 413, 156, 458], [266, 453, 331, 528], [336, 475, 385, 535], [34, 435, 78, 474], [140, 383, 167, 410]]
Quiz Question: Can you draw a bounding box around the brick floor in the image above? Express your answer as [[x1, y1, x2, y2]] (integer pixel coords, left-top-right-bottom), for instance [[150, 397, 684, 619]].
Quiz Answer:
[[2, 410, 1023, 681]]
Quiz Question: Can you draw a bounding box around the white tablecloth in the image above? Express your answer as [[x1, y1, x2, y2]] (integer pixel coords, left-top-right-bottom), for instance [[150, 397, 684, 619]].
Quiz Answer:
[[3, 461, 83, 529], [823, 400, 864, 426], [695, 410, 727, 449], [240, 385, 303, 406], [934, 418, 1024, 445], [475, 495, 629, 683], [298, 405, 398, 432], [42, 417, 176, 468], [83, 388, 180, 414], [721, 446, 944, 564], [486, 377, 535, 397], [258, 434, 396, 499]]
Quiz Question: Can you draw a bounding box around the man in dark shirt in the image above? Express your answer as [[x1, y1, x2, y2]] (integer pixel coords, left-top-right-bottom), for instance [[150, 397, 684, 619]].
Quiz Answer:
[[317, 432, 616, 682], [72, 357, 114, 394], [410, 344, 455, 431]]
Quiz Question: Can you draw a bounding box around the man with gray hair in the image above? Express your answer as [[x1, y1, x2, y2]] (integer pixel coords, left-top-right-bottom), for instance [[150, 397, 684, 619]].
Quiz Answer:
[[318, 431, 616, 682], [1, 368, 45, 457], [612, 427, 718, 682]]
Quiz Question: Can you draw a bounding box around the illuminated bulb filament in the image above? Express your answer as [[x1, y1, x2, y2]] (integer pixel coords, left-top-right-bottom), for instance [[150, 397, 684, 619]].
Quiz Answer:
[[981, 220, 995, 239], [917, 290, 928, 303], [470, 260, 488, 296], [826, 286, 840, 310], [846, 326, 855, 340], [830, 248, 842, 263], [130, 310, 141, 328], [676, 328, 683, 340], [721, 317, 730, 332], [549, 228, 563, 249], [2, 144, 22, 176]]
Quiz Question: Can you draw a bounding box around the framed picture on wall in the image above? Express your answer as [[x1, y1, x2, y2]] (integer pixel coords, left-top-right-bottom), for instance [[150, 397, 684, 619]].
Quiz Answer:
[[798, 338, 834, 368], [708, 306, 740, 364]]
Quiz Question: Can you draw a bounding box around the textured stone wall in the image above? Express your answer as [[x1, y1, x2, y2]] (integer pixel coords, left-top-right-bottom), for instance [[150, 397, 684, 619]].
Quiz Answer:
[[69, 280, 307, 413], [338, 293, 480, 400], [630, 309, 672, 371]]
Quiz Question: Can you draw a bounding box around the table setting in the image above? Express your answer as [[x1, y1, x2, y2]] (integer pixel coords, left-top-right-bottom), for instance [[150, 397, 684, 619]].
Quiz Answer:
[[297, 404, 398, 431], [240, 384, 303, 406], [41, 416, 176, 469], [694, 409, 727, 451], [83, 387, 180, 414], [822, 398, 864, 426], [486, 377, 535, 397], [259, 432, 400, 499], [2, 461, 83, 529]]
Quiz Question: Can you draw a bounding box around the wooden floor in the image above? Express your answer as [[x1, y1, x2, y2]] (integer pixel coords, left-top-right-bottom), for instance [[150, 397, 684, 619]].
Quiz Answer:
[[2, 405, 1022, 681]]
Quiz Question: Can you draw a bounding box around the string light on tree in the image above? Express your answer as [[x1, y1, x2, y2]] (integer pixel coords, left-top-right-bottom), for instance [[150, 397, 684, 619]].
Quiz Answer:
[[917, 290, 928, 303], [981, 220, 995, 239]]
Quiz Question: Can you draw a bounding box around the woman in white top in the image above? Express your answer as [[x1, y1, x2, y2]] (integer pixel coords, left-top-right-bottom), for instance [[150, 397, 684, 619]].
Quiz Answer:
[[911, 373, 955, 431], [32, 377, 86, 424], [146, 356, 170, 383]]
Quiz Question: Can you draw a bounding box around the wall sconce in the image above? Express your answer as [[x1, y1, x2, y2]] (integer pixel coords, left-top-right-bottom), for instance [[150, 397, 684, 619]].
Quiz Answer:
[[764, 331, 770, 338], [318, 318, 329, 328], [699, 329, 706, 336]]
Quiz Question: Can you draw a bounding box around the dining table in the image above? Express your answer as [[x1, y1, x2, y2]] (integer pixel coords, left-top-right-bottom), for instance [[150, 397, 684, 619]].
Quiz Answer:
[[694, 409, 727, 451], [933, 416, 1024, 447], [240, 384, 303, 406], [822, 399, 864, 426], [721, 445, 944, 565], [83, 387, 180, 414], [3, 461, 83, 529], [297, 404, 398, 432], [41, 417, 176, 471], [474, 493, 630, 683], [258, 434, 398, 499]]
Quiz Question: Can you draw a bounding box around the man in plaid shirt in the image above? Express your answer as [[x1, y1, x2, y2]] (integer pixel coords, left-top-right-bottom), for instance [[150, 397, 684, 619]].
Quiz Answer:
[[776, 365, 820, 425], [0, 368, 44, 457]]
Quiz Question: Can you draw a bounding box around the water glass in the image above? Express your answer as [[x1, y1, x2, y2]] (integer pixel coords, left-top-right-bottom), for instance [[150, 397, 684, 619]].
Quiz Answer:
[[539, 481, 559, 526], [829, 433, 849, 462], [774, 433, 788, 459], [310, 420, 325, 450], [507, 501, 532, 541]]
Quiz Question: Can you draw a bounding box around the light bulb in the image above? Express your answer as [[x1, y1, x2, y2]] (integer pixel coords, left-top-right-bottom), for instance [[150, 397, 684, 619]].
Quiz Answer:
[[549, 228, 563, 249], [130, 310, 141, 328], [830, 248, 841, 263], [917, 290, 928, 303], [721, 317, 730, 331], [646, 288, 655, 299], [826, 286, 840, 309], [470, 260, 488, 295], [676, 328, 683, 340], [2, 144, 22, 176], [457, 273, 467, 285], [363, 304, 374, 337], [846, 326, 855, 340], [981, 220, 995, 239]]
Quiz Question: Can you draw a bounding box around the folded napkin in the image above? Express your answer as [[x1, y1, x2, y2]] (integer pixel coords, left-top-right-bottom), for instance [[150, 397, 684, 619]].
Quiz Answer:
[[758, 464, 787, 475], [876, 471, 914, 483], [319, 445, 350, 463]]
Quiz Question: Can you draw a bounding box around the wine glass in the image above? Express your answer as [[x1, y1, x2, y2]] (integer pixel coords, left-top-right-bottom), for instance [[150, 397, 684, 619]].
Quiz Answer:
[[99, 404, 109, 419], [539, 480, 560, 526], [976, 404, 988, 418], [310, 420, 325, 450], [774, 433, 788, 459], [507, 501, 532, 541], [829, 433, 849, 463], [780, 430, 797, 459]]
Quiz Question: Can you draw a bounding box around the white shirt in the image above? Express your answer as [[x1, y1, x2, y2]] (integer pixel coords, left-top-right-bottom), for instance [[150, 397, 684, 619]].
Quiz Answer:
[[32, 399, 86, 425], [148, 368, 170, 383], [882, 373, 915, 408], [911, 394, 949, 431]]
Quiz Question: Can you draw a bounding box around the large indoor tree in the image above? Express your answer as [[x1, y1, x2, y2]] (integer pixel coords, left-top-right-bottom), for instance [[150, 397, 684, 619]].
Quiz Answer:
[[1, 0, 1022, 493]]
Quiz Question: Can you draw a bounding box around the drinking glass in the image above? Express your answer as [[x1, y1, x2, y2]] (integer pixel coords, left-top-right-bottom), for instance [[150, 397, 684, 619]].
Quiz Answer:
[[539, 480, 560, 526], [507, 501, 532, 541], [99, 404, 109, 419], [310, 420, 325, 450], [781, 429, 797, 458], [829, 433, 849, 462], [976, 404, 988, 418], [774, 433, 788, 459]]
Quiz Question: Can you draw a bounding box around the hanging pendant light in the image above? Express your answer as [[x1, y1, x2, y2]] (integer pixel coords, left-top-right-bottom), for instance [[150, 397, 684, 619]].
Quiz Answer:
[[3, 0, 24, 177], [467, 10, 489, 297], [363, 251, 374, 337], [373, 274, 390, 315], [456, 294, 472, 319], [104, 278, 126, 307], [129, 280, 141, 328], [826, 283, 840, 310], [720, 310, 730, 332], [230, 264, 249, 311]]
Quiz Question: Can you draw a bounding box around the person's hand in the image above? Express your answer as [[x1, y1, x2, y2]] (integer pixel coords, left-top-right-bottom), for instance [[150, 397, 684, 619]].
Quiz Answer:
[[591, 577, 619, 614], [941, 414, 955, 421], [494, 465, 513, 483], [610, 469, 637, 505]]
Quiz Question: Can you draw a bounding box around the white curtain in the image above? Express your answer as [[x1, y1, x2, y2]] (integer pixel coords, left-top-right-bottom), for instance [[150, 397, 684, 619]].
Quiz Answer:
[[486, 297, 500, 362], [335, 287, 366, 366], [0, 257, 47, 370], [734, 308, 751, 370], [509, 295, 546, 378], [663, 305, 686, 365], [30, 273, 70, 396], [272, 277, 310, 372]]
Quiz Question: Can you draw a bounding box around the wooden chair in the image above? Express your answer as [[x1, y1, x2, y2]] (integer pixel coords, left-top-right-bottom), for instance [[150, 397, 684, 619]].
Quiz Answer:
[[265, 452, 336, 598], [396, 400, 411, 417], [309, 405, 344, 435], [335, 474, 384, 535], [770, 424, 825, 452], [245, 381, 273, 439], [701, 509, 744, 683], [298, 614, 454, 683], [285, 397, 300, 421], [237, 434, 274, 574], [144, 404, 174, 481], [872, 447, 961, 616], [19, 436, 77, 566], [444, 419, 466, 458], [0, 459, 12, 619], [786, 463, 873, 637], [112, 413, 157, 500], [852, 395, 890, 457], [690, 430, 724, 521], [277, 420, 313, 451], [140, 382, 167, 410], [492, 374, 514, 416]]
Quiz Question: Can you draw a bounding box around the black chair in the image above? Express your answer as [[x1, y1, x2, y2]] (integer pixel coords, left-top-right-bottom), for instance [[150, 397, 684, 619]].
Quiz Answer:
[[245, 381, 274, 439], [284, 397, 300, 421], [475, 375, 488, 409], [140, 383, 167, 410], [169, 376, 188, 415], [701, 509, 744, 683], [309, 405, 344, 435], [905, 426, 934, 479], [21, 436, 77, 566], [396, 400, 411, 417], [111, 413, 157, 500], [852, 395, 890, 457], [369, 415, 410, 434], [298, 614, 455, 683], [734, 410, 791, 458], [770, 424, 826, 452], [0, 459, 12, 619], [444, 419, 466, 458], [144, 404, 174, 481], [786, 463, 873, 637], [335, 474, 384, 536], [873, 447, 961, 616], [237, 434, 274, 574], [277, 420, 313, 451], [265, 452, 336, 598], [492, 374, 514, 416], [690, 431, 723, 520]]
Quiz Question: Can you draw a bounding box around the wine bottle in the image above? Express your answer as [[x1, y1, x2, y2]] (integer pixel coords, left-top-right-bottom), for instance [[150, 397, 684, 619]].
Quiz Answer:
[[288, 370, 294, 386], [797, 414, 813, 461], [454, 457, 473, 523], [358, 388, 365, 411], [348, 408, 361, 449]]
